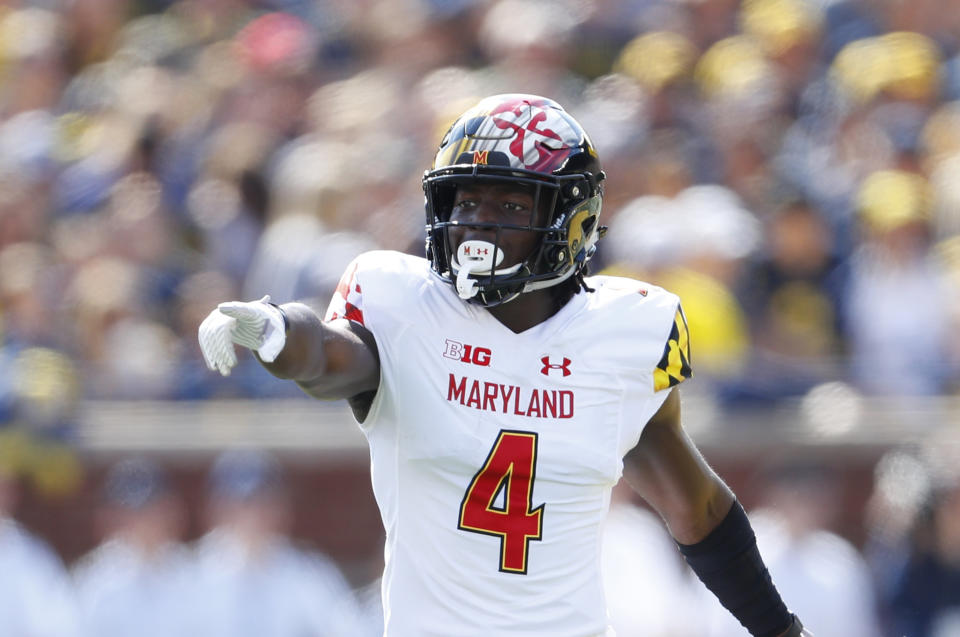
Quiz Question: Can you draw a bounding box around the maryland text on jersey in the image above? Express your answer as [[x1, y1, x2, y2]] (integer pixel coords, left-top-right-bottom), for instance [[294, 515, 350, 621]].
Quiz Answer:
[[447, 373, 575, 419]]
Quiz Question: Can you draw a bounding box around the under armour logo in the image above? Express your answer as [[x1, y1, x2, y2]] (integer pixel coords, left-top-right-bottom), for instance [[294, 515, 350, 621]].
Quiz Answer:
[[540, 356, 571, 377]]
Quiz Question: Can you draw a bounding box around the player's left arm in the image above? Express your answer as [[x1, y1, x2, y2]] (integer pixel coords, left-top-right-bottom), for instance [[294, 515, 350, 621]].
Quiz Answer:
[[623, 389, 809, 637], [623, 389, 733, 541]]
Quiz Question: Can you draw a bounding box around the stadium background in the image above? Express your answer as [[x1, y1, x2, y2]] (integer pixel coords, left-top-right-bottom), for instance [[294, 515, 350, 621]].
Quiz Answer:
[[2, 0, 960, 633]]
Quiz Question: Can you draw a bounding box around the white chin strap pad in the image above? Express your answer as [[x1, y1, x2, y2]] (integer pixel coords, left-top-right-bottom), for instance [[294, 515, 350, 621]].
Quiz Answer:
[[455, 240, 504, 300]]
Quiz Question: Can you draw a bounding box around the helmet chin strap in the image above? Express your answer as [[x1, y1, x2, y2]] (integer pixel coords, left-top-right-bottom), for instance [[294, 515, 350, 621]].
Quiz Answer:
[[453, 240, 521, 300]]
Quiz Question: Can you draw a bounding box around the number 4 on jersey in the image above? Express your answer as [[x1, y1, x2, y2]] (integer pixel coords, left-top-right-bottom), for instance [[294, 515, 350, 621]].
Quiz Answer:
[[458, 430, 544, 574]]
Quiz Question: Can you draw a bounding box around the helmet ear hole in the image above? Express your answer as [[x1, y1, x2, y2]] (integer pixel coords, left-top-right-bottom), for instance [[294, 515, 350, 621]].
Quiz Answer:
[[580, 215, 597, 235]]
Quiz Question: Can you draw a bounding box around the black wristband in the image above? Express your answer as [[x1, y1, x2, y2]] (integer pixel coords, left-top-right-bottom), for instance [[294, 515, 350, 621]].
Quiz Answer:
[[267, 302, 290, 332], [781, 615, 805, 636], [677, 501, 793, 637]]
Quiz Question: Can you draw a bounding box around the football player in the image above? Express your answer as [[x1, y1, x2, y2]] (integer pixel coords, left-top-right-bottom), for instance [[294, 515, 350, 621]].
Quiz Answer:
[[199, 94, 811, 637]]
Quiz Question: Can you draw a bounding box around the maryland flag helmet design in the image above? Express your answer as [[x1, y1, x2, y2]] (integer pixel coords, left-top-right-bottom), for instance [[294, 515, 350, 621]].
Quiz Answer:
[[423, 94, 605, 307]]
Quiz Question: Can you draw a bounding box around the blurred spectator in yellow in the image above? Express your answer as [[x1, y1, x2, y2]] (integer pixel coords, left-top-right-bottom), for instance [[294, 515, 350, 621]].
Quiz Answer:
[[694, 33, 789, 210], [695, 460, 881, 637], [190, 449, 363, 636], [72, 456, 193, 637], [733, 196, 846, 401], [0, 435, 80, 637], [843, 169, 956, 395], [0, 346, 84, 498], [740, 0, 823, 100], [614, 30, 697, 130]]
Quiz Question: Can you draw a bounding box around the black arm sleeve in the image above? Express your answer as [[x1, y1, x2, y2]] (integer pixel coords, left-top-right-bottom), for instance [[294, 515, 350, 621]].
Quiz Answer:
[[676, 500, 798, 637]]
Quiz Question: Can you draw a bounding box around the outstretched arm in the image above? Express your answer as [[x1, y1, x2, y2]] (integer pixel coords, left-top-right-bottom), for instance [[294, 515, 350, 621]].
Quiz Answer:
[[623, 389, 808, 637], [198, 297, 380, 401], [262, 303, 380, 400]]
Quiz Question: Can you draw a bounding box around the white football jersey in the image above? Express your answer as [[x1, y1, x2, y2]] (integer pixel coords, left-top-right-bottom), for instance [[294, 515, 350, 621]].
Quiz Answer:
[[326, 251, 691, 637]]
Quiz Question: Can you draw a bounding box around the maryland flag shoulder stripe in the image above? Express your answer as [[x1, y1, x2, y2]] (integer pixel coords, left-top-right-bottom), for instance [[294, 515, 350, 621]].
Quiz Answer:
[[653, 306, 692, 392]]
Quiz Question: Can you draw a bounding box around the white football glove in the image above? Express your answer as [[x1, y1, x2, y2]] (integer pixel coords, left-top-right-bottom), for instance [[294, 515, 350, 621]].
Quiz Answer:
[[198, 295, 287, 376]]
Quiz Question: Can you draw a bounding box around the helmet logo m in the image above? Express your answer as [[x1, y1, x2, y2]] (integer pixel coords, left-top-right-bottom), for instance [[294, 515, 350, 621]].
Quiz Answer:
[[472, 150, 489, 165]]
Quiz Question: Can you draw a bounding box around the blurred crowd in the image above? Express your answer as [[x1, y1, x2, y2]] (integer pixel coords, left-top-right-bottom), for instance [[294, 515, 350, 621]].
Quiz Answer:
[[0, 0, 959, 410], [2, 0, 960, 634], [4, 446, 960, 636], [602, 442, 960, 636], [2, 450, 376, 637]]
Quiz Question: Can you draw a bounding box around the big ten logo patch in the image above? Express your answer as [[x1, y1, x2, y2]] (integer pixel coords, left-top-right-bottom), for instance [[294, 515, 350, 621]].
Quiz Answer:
[[444, 339, 492, 367]]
